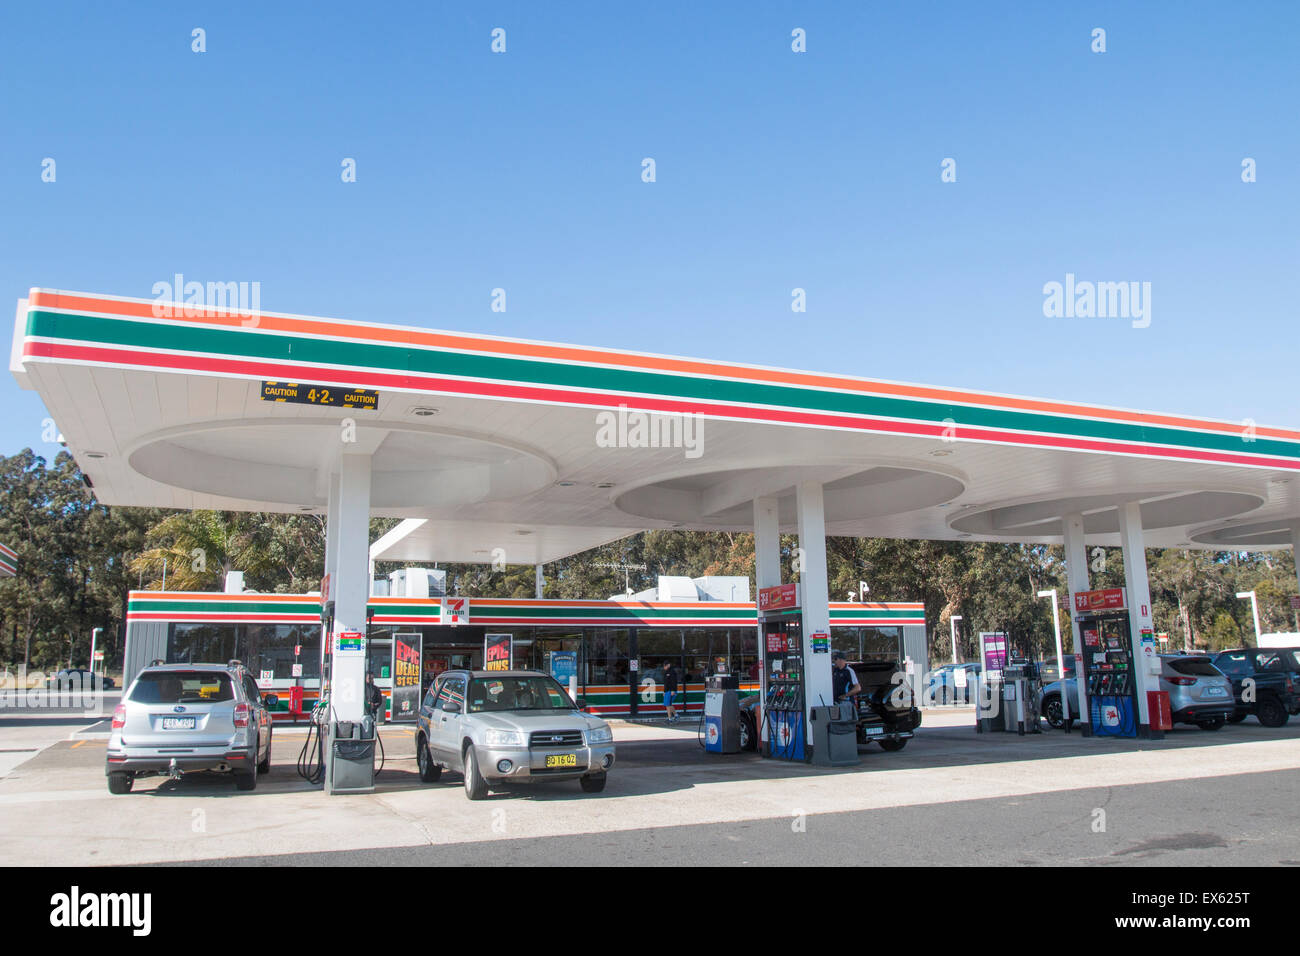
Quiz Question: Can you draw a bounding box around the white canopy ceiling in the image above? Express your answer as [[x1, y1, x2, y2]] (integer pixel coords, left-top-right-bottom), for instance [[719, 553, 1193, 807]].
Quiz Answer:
[[12, 289, 1299, 560]]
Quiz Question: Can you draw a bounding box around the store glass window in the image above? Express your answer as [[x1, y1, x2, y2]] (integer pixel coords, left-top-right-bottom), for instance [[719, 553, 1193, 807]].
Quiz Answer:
[[168, 624, 238, 665], [683, 628, 730, 680], [636, 629, 683, 684], [244, 624, 321, 681], [830, 627, 902, 662], [584, 628, 631, 687]]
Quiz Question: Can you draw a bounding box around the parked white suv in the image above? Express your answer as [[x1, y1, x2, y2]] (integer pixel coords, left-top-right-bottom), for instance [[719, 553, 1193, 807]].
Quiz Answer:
[[416, 670, 615, 799], [106, 661, 273, 793]]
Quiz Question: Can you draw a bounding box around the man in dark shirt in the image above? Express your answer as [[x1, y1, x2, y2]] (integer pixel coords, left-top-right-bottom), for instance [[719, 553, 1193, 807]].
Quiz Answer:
[[663, 661, 680, 722], [832, 652, 861, 703]]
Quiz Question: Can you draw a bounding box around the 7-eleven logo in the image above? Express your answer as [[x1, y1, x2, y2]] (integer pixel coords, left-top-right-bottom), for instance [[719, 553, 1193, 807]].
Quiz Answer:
[[445, 597, 468, 626]]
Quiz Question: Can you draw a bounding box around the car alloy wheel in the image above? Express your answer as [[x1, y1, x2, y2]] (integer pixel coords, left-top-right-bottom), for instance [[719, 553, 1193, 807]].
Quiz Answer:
[[1258, 697, 1288, 728], [417, 736, 442, 782], [463, 745, 488, 800], [738, 715, 752, 751], [1043, 696, 1065, 729]]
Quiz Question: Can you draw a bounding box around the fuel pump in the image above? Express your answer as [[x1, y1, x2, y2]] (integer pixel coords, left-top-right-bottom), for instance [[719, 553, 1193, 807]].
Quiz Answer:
[[999, 659, 1042, 734], [1077, 612, 1139, 737], [761, 621, 806, 761], [703, 673, 741, 754]]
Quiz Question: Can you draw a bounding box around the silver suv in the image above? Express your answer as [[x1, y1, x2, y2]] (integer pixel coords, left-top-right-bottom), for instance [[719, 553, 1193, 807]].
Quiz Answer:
[[416, 670, 616, 800], [1158, 653, 1234, 730], [1038, 653, 1234, 731], [106, 661, 273, 793]]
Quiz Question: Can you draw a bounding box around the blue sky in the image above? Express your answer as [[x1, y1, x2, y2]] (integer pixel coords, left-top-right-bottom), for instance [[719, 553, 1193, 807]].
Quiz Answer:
[[2, 1, 1296, 459]]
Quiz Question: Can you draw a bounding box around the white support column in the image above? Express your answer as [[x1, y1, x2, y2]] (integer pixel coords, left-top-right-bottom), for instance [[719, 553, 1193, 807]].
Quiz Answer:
[[1117, 501, 1155, 732], [753, 496, 780, 747], [1062, 512, 1090, 726], [753, 497, 781, 592], [796, 481, 833, 740], [324, 472, 342, 582], [331, 453, 373, 725], [535, 564, 544, 600]]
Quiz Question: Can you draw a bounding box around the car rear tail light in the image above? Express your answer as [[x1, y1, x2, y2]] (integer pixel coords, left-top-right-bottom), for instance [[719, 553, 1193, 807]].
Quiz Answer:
[[1165, 676, 1195, 686], [111, 702, 127, 729], [233, 702, 250, 728]]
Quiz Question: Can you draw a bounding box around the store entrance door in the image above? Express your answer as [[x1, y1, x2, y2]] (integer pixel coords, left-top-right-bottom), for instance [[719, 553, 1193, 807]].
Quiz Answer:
[[420, 626, 485, 697]]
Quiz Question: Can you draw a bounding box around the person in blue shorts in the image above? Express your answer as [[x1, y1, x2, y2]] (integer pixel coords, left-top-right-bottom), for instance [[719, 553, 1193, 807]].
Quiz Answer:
[[663, 661, 679, 721]]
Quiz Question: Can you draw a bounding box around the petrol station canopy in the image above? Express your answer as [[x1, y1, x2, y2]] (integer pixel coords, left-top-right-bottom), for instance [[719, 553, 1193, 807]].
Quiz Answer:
[[10, 288, 1300, 563]]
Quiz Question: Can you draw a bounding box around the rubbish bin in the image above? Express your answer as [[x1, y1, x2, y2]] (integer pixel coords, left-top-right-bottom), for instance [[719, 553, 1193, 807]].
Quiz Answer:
[[1147, 690, 1172, 732], [810, 704, 859, 766], [326, 720, 376, 794]]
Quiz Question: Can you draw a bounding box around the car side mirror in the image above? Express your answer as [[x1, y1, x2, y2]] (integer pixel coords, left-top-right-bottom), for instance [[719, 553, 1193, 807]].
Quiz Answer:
[[575, 696, 587, 711], [263, 694, 278, 708], [443, 701, 460, 714]]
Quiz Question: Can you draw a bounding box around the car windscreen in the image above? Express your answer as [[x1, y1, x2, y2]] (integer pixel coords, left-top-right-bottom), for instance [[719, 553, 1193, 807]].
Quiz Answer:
[[467, 676, 573, 713], [1166, 657, 1222, 677], [130, 671, 234, 704]]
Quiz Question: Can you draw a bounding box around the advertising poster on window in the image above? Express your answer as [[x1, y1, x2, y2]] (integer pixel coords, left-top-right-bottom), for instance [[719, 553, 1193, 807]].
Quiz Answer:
[[390, 632, 422, 722], [980, 631, 1008, 681], [550, 650, 577, 687], [484, 633, 513, 672]]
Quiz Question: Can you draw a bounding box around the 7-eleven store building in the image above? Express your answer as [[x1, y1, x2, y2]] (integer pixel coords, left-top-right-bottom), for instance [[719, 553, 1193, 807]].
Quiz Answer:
[[123, 591, 926, 719]]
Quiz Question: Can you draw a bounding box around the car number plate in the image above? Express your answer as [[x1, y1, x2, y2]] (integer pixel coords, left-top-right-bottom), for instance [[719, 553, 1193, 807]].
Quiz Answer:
[[1205, 687, 1226, 697], [545, 753, 577, 768], [162, 717, 196, 730], [863, 726, 883, 735]]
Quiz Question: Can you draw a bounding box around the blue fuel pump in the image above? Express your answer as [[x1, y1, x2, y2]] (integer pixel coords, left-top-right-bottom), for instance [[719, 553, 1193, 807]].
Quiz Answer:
[[703, 674, 741, 753], [1077, 612, 1138, 737]]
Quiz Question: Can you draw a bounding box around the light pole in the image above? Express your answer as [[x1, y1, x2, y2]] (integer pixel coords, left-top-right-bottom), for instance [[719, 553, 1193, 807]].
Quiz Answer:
[[1037, 589, 1069, 729], [949, 615, 962, 664], [1236, 591, 1262, 644]]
